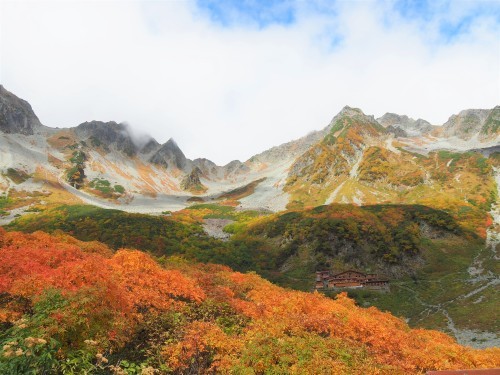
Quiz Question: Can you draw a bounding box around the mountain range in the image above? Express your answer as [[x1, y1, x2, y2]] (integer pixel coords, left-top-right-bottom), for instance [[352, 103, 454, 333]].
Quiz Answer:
[[0, 85, 498, 215], [1, 85, 499, 349]]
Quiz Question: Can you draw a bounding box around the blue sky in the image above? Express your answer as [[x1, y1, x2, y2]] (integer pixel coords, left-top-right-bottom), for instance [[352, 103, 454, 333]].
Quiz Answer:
[[394, 0, 500, 40], [1, 0, 499, 164], [196, 0, 296, 28], [197, 0, 500, 41]]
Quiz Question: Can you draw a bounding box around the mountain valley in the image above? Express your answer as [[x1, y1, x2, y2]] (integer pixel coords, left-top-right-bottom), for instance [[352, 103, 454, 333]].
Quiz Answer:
[[1, 85, 499, 360]]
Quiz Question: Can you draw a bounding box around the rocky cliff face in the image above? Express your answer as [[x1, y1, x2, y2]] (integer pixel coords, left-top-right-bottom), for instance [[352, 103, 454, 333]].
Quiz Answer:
[[480, 106, 500, 140], [385, 125, 408, 137], [192, 158, 219, 178], [75, 121, 144, 157], [377, 113, 435, 136], [149, 138, 188, 170], [0, 85, 42, 135], [442, 109, 491, 140], [191, 158, 249, 180], [180, 166, 206, 192]]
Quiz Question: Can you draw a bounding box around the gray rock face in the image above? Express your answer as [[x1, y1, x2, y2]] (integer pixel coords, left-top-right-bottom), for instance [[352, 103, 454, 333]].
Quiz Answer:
[[377, 113, 435, 137], [0, 85, 42, 135], [192, 158, 221, 179], [191, 158, 249, 180], [140, 138, 161, 155], [75, 121, 141, 156], [386, 125, 408, 137], [149, 138, 188, 170], [223, 160, 249, 174], [479, 106, 500, 140], [442, 109, 490, 140], [180, 166, 205, 191], [323, 105, 386, 138]]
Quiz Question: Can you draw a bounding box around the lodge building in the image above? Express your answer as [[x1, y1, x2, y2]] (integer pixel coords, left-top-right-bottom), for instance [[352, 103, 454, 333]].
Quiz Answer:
[[315, 270, 389, 290]]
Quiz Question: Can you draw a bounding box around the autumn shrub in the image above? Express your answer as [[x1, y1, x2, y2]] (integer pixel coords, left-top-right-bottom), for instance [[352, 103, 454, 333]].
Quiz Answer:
[[0, 290, 63, 374], [0, 229, 498, 374]]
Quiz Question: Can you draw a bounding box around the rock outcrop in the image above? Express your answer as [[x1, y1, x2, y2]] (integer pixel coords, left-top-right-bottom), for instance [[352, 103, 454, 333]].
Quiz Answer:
[[378, 113, 435, 136], [442, 109, 491, 140], [0, 85, 42, 135], [149, 138, 188, 170], [180, 167, 206, 192], [480, 106, 500, 141], [75, 121, 143, 157]]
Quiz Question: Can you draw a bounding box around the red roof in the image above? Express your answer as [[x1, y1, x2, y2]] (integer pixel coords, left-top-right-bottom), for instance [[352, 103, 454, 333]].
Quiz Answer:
[[331, 270, 367, 278]]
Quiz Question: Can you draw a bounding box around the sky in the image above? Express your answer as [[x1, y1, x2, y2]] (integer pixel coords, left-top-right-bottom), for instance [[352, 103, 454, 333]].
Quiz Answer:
[[1, 0, 499, 165]]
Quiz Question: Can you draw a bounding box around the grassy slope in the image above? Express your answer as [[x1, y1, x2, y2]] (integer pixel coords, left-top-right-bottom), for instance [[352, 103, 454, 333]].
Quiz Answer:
[[346, 237, 498, 339]]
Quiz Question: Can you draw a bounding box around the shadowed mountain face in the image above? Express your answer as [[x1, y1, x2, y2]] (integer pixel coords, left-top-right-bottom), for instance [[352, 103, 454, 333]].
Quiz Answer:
[[149, 138, 188, 170], [75, 121, 147, 157], [0, 85, 43, 135], [0, 86, 498, 213]]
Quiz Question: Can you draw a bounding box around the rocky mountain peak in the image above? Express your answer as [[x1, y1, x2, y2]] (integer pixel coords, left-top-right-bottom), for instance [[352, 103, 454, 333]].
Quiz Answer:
[[164, 138, 179, 149], [0, 85, 43, 135], [324, 105, 385, 139], [139, 138, 161, 155], [442, 108, 491, 140], [149, 138, 188, 170], [377, 112, 435, 137], [75, 121, 159, 156], [192, 158, 218, 178], [337, 105, 368, 119], [328, 106, 378, 126], [378, 113, 409, 127], [223, 160, 249, 175], [75, 121, 140, 156]]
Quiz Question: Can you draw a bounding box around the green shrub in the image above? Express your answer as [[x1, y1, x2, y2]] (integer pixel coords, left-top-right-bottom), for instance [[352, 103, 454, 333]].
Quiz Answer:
[[114, 184, 125, 194]]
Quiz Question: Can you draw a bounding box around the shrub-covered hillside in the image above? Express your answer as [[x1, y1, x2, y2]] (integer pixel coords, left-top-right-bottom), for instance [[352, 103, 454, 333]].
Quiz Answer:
[[0, 228, 499, 374], [7, 203, 470, 278], [5, 204, 251, 269], [231, 204, 498, 342], [6, 203, 498, 344]]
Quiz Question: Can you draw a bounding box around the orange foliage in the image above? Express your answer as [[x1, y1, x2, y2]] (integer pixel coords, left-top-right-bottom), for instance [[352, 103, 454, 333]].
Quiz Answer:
[[162, 321, 241, 371], [110, 250, 205, 313], [0, 227, 498, 374], [0, 228, 204, 320]]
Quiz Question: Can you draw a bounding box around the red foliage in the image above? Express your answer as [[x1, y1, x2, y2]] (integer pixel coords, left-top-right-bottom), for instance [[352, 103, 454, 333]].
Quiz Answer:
[[0, 228, 204, 320], [0, 227, 498, 373]]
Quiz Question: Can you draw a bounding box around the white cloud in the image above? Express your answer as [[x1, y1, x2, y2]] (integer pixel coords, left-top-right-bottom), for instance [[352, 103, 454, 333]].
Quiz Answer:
[[1, 0, 498, 165]]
